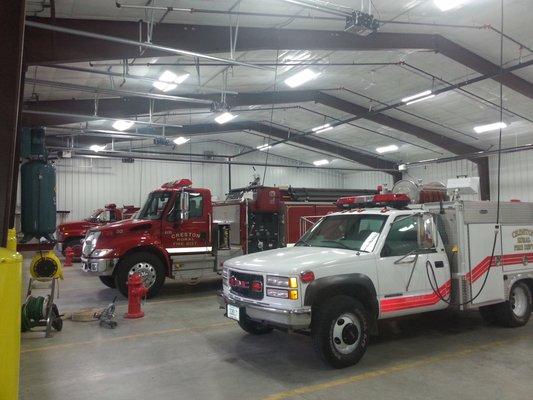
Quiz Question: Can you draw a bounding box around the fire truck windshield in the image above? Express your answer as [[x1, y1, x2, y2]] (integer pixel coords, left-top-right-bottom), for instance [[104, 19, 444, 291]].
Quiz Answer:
[[138, 191, 172, 220], [296, 214, 387, 252]]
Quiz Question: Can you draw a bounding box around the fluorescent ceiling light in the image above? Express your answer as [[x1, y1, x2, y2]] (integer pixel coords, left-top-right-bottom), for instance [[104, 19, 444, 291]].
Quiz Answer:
[[112, 119, 135, 131], [215, 112, 238, 124], [153, 81, 177, 92], [284, 68, 321, 88], [434, 0, 466, 11], [256, 144, 272, 151], [473, 121, 507, 134], [173, 137, 190, 145], [405, 94, 435, 106], [312, 123, 333, 134], [89, 144, 106, 153], [398, 164, 407, 171], [376, 144, 399, 154], [152, 70, 189, 92], [402, 90, 432, 103], [313, 159, 329, 166]]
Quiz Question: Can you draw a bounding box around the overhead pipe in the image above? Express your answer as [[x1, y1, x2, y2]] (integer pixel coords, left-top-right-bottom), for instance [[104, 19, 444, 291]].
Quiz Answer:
[[48, 65, 238, 95], [49, 147, 398, 173], [88, 61, 400, 67], [22, 110, 185, 129], [25, 78, 213, 105], [25, 20, 271, 71]]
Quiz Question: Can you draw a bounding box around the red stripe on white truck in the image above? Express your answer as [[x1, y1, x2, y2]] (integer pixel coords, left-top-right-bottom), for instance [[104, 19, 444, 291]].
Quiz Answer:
[[466, 252, 533, 282]]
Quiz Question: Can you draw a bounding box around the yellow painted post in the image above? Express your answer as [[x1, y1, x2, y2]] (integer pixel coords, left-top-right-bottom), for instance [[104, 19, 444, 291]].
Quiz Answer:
[[0, 247, 23, 400]]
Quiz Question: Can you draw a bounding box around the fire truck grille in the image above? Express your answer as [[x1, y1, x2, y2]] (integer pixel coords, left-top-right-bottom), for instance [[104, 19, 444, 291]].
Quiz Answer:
[[229, 271, 264, 300]]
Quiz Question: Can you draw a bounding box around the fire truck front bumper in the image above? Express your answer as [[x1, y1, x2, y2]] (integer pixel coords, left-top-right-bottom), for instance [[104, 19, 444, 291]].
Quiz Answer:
[[218, 291, 311, 330], [80, 256, 117, 276]]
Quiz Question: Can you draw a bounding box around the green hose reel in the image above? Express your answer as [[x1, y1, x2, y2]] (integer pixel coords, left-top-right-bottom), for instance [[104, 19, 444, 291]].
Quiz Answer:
[[21, 295, 62, 333]]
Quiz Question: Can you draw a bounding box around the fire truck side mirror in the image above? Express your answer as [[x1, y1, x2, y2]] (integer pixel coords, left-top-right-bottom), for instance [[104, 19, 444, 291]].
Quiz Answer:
[[418, 213, 438, 250], [180, 191, 190, 221]]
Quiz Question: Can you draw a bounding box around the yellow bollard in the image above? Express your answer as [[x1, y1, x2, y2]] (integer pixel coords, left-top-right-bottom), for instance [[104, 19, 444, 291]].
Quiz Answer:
[[0, 247, 23, 400]]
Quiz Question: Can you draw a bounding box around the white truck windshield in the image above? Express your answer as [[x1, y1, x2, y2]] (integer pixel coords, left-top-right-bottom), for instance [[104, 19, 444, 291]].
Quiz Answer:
[[297, 214, 387, 252]]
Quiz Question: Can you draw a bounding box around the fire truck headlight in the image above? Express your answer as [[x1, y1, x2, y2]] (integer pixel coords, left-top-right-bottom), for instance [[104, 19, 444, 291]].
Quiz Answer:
[[91, 249, 113, 258]]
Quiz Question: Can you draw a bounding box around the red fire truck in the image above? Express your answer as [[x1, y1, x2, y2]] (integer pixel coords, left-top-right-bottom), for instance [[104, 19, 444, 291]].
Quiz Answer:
[[80, 179, 375, 298], [56, 204, 139, 257]]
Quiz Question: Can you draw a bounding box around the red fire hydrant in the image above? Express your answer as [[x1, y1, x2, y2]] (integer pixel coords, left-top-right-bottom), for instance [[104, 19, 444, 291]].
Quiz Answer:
[[64, 247, 74, 267], [124, 273, 148, 319]]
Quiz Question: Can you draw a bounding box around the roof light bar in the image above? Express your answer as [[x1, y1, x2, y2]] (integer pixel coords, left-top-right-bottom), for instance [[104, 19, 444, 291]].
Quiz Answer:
[[402, 90, 432, 103], [473, 122, 507, 133], [313, 159, 330, 166], [376, 144, 399, 154], [215, 112, 238, 124], [284, 68, 321, 88]]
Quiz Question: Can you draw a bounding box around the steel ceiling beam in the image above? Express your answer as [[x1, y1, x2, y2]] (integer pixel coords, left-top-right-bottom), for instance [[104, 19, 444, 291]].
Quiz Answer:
[[24, 17, 533, 99]]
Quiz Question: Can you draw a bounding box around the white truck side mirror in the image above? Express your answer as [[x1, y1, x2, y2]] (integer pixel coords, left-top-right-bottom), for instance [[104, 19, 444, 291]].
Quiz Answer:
[[418, 213, 438, 249], [180, 191, 190, 221]]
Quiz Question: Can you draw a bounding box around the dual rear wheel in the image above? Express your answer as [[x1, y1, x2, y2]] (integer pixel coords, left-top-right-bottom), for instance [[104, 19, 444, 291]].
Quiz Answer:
[[479, 281, 532, 327]]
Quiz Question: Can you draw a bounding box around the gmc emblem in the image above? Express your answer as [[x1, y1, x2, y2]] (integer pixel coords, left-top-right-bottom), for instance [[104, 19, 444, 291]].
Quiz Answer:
[[229, 276, 249, 289]]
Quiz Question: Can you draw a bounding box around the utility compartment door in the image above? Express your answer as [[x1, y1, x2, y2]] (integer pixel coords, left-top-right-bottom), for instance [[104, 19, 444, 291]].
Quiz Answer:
[[467, 224, 504, 305]]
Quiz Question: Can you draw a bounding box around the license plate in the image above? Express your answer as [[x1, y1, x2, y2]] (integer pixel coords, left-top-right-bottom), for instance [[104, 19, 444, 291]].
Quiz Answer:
[[227, 304, 240, 321]]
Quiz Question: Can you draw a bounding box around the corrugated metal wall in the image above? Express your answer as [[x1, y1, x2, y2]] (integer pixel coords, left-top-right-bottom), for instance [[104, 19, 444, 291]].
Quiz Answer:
[[344, 171, 394, 191], [54, 143, 345, 221], [488, 151, 533, 202]]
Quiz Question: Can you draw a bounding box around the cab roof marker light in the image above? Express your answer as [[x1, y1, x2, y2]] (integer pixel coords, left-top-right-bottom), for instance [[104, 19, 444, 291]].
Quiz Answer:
[[473, 121, 507, 134], [284, 69, 321, 88], [376, 144, 399, 154], [401, 90, 432, 103], [405, 94, 435, 106]]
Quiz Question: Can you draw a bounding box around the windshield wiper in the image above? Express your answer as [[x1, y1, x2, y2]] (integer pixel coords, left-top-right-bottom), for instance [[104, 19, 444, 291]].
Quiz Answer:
[[320, 240, 353, 250]]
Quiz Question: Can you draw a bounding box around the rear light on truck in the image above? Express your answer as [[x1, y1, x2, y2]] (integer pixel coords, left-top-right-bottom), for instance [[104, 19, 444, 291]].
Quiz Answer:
[[300, 271, 315, 283]]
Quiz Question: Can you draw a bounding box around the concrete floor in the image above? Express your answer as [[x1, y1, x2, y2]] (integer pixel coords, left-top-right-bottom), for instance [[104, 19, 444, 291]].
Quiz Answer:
[[20, 258, 533, 400]]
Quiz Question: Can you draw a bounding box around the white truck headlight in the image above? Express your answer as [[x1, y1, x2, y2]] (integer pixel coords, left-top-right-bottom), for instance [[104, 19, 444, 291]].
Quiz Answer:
[[266, 288, 298, 300], [266, 275, 298, 288]]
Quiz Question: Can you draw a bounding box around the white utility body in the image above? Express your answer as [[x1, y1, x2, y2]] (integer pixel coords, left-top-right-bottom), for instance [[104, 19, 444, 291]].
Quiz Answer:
[[219, 198, 533, 368]]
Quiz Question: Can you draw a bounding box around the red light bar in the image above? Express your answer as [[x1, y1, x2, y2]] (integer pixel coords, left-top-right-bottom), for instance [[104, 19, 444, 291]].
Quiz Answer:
[[161, 178, 193, 189], [336, 193, 411, 209]]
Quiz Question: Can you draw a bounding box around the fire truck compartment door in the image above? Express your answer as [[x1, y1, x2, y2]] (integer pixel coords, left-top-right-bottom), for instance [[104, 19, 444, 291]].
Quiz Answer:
[[467, 224, 504, 306]]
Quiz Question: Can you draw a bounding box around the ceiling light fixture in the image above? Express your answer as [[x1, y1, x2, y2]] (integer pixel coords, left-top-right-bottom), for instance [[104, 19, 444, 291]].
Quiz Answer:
[[376, 144, 399, 154], [215, 112, 238, 124], [173, 137, 190, 145], [284, 68, 321, 88], [256, 144, 272, 151], [434, 0, 466, 12], [313, 159, 330, 166], [152, 70, 190, 92], [312, 123, 333, 134], [89, 144, 106, 153], [402, 90, 432, 103], [112, 119, 135, 131], [473, 121, 507, 134], [405, 94, 435, 106]]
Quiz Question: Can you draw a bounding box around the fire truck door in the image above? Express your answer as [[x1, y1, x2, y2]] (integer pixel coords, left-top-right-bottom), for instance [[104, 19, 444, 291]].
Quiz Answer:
[[378, 215, 450, 316], [162, 191, 210, 253]]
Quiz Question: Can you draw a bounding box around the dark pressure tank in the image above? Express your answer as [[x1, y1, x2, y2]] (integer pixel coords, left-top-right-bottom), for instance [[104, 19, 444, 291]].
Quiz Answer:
[[20, 160, 57, 242]]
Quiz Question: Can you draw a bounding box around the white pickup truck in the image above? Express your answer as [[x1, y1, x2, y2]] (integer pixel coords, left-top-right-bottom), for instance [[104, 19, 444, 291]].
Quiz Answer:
[[218, 194, 533, 368]]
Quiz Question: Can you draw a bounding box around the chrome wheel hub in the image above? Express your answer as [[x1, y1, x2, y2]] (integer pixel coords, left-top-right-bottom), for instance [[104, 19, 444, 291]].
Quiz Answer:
[[511, 285, 528, 318], [129, 262, 157, 289], [332, 313, 361, 354]]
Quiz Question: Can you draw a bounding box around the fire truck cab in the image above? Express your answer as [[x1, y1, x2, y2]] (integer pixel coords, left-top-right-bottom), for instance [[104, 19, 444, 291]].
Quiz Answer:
[[219, 192, 533, 368], [80, 179, 372, 298]]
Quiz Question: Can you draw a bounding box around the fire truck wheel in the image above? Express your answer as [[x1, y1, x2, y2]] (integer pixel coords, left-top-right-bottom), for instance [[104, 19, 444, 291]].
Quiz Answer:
[[115, 252, 165, 299], [98, 276, 116, 289], [495, 281, 532, 327], [238, 314, 274, 335], [312, 295, 369, 369]]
